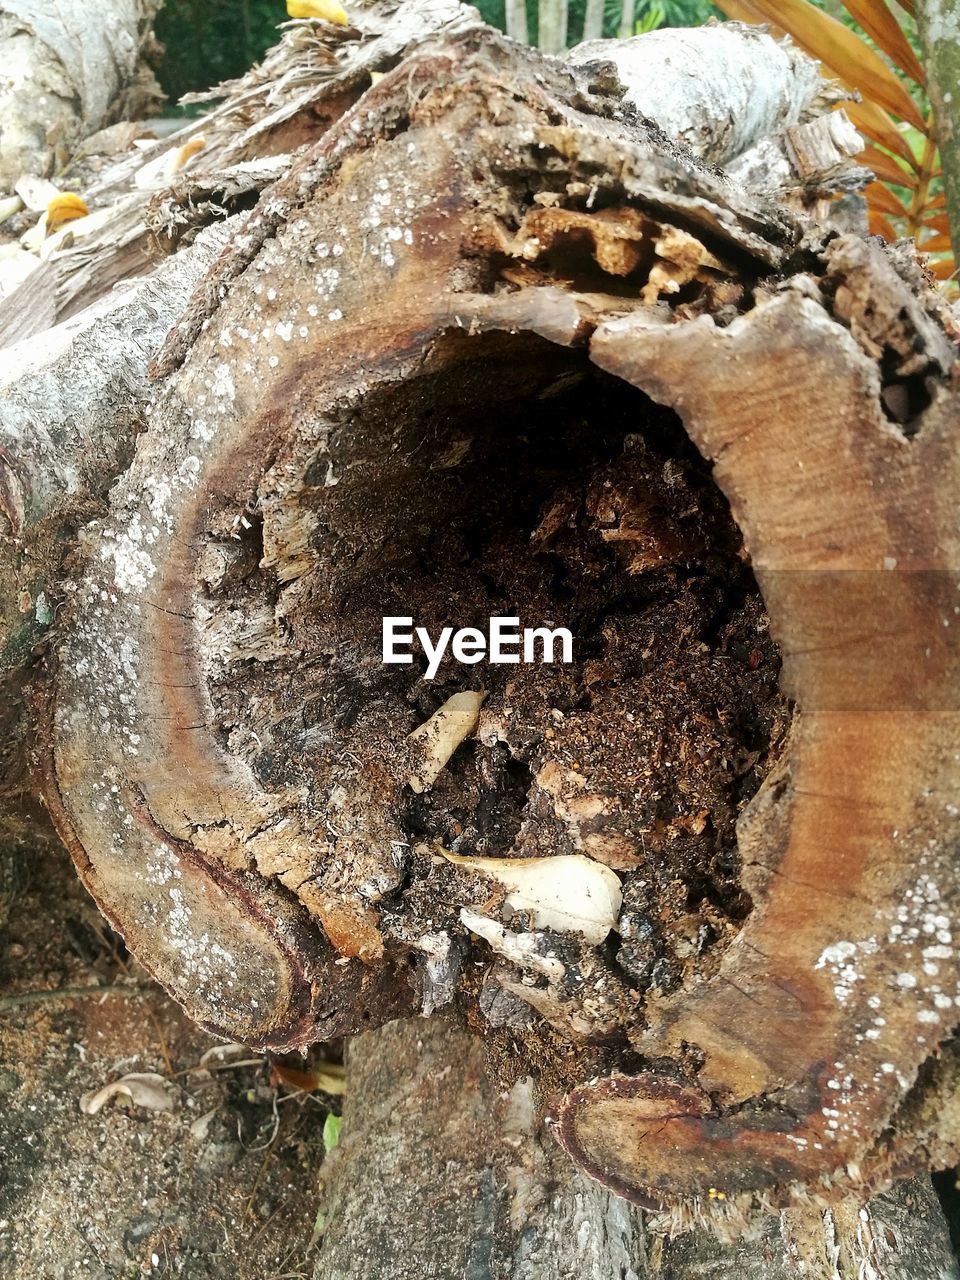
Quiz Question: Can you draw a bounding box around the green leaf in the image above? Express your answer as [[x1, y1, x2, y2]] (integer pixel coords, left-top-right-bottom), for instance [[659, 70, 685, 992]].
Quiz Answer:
[[323, 1112, 342, 1154]]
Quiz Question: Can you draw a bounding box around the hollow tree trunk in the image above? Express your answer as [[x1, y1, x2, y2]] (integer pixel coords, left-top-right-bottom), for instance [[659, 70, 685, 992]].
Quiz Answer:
[[2, 6, 960, 1278], [0, 0, 164, 188]]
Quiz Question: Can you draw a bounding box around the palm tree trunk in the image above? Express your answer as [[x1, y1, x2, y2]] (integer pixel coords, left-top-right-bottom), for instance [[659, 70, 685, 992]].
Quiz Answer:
[[582, 0, 606, 42], [506, 0, 530, 43], [915, 1, 960, 260], [619, 0, 637, 40], [538, 0, 569, 53]]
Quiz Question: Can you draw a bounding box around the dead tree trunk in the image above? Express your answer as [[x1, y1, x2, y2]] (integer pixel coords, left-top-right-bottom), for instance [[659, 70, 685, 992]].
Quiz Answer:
[[2, 6, 960, 1276], [0, 0, 164, 188], [317, 1017, 959, 1280]]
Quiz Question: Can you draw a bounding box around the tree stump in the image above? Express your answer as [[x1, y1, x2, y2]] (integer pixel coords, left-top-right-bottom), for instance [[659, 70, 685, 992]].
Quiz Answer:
[[2, 5, 958, 1242]]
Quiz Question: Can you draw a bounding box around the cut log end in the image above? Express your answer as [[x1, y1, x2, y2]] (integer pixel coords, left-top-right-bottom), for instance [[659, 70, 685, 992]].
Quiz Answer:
[[29, 24, 960, 1218]]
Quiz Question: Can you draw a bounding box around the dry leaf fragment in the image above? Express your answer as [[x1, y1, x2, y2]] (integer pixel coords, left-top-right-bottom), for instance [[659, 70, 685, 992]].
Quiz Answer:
[[79, 1072, 176, 1115], [271, 1060, 346, 1095], [189, 1106, 219, 1140], [14, 176, 58, 212], [0, 195, 22, 225], [460, 909, 566, 981], [405, 690, 484, 793], [197, 1042, 252, 1069], [439, 848, 622, 944]]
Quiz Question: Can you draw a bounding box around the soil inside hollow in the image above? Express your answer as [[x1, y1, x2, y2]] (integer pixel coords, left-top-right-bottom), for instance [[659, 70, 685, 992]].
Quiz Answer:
[[205, 328, 791, 1092]]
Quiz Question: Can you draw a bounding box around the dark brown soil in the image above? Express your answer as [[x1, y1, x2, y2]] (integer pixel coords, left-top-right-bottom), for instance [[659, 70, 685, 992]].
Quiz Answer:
[[203, 329, 791, 1095]]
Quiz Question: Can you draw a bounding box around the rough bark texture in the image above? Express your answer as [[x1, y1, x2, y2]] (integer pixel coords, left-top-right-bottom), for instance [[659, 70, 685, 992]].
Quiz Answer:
[[0, 0, 473, 347], [568, 24, 836, 166], [0, 219, 235, 672], [1, 5, 959, 1270], [0, 0, 164, 187], [317, 1018, 960, 1280], [317, 1017, 651, 1279], [916, 0, 960, 257], [0, 218, 238, 845]]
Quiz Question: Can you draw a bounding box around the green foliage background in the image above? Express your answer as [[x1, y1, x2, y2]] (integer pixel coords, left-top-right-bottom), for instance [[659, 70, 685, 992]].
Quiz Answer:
[[156, 0, 718, 102]]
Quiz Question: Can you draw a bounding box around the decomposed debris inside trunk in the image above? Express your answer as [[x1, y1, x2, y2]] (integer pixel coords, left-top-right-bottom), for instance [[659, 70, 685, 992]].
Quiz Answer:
[[36, 22, 960, 1220]]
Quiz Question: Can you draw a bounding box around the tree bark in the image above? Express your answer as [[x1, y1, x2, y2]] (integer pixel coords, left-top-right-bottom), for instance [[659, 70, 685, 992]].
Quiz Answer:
[[317, 1018, 651, 1279], [505, 0, 530, 44], [2, 7, 959, 1275], [317, 1019, 960, 1280], [568, 23, 842, 166], [582, 0, 606, 43], [915, 0, 960, 254], [538, 0, 569, 53], [0, 0, 164, 188]]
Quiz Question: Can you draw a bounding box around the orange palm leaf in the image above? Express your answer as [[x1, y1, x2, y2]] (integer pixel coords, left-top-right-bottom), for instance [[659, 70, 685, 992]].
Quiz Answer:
[[860, 144, 918, 187], [712, 0, 773, 23], [929, 258, 958, 280], [868, 209, 900, 239], [865, 179, 911, 218], [840, 1, 924, 85], [925, 213, 952, 234], [918, 233, 954, 254], [846, 100, 921, 172]]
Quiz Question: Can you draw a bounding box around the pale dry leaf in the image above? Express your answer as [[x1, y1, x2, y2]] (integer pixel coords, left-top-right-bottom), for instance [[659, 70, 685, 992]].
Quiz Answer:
[[406, 690, 485, 793], [80, 1071, 177, 1116], [460, 909, 566, 981], [440, 849, 622, 944], [198, 1041, 252, 1069]]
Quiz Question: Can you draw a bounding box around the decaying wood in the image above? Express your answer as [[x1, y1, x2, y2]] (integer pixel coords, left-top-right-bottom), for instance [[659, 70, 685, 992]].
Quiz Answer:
[[0, 0, 163, 188], [568, 23, 843, 166], [0, 0, 473, 348], [0, 11, 862, 351], [36, 26, 798, 1052], [0, 218, 238, 843], [318, 1018, 959, 1279], [0, 216, 237, 664], [1, 0, 958, 1248], [317, 1017, 652, 1279], [559, 236, 960, 1222]]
